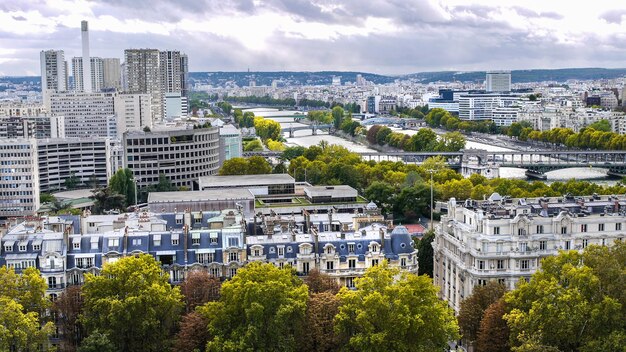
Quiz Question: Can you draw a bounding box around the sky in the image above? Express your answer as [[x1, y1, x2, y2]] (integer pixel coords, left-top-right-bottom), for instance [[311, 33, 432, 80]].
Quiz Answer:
[[2, 0, 626, 76]]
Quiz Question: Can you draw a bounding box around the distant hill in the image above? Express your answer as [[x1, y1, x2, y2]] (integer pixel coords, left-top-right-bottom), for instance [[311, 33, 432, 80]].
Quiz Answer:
[[188, 71, 396, 86], [404, 68, 626, 83]]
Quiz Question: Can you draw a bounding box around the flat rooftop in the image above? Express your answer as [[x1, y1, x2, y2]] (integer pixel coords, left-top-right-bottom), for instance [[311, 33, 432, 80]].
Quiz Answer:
[[199, 174, 295, 189], [304, 185, 358, 198], [148, 189, 255, 203]]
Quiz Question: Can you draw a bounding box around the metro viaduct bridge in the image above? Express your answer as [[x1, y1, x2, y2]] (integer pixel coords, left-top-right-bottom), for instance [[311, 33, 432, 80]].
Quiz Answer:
[[244, 149, 626, 179]]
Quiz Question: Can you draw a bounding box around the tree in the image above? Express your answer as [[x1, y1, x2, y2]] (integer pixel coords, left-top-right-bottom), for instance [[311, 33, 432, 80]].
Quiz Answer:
[[246, 155, 272, 174], [173, 311, 212, 352], [180, 270, 221, 313], [0, 297, 55, 352], [335, 263, 459, 351], [375, 126, 392, 146], [202, 262, 308, 352], [65, 172, 80, 190], [0, 266, 54, 351], [299, 292, 341, 352], [332, 106, 345, 129], [53, 285, 84, 352], [281, 146, 306, 161], [243, 139, 264, 152], [89, 187, 126, 214], [505, 243, 626, 352], [476, 299, 510, 352], [219, 158, 249, 176], [109, 168, 136, 208], [303, 268, 340, 295], [81, 254, 184, 352], [457, 281, 506, 348], [416, 230, 435, 277], [588, 119, 611, 132], [78, 331, 116, 352], [40, 192, 55, 203]]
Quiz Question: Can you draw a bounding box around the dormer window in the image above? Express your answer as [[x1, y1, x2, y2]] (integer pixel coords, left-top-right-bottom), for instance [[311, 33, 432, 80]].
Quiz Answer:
[[108, 238, 119, 247], [192, 233, 201, 246], [18, 241, 28, 252], [348, 243, 355, 253], [371, 244, 379, 252], [4, 241, 14, 252], [72, 238, 81, 250]]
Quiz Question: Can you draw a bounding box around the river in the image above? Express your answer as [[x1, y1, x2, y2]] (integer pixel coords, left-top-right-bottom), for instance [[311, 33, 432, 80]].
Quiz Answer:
[[248, 109, 617, 183]]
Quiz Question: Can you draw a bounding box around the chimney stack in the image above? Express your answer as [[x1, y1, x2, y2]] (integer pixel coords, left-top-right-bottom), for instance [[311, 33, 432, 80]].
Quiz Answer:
[[81, 20, 92, 92]]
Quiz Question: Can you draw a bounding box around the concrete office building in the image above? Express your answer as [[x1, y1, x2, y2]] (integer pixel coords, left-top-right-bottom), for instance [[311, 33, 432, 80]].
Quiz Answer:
[[40, 50, 68, 109], [102, 58, 122, 90], [123, 127, 220, 189], [458, 93, 519, 120], [218, 124, 242, 166], [72, 57, 104, 92], [80, 20, 92, 93], [124, 49, 163, 122], [114, 93, 152, 133], [0, 102, 46, 117], [0, 139, 39, 219], [160, 50, 188, 97], [433, 194, 626, 313], [49, 91, 117, 138], [37, 138, 115, 192], [0, 116, 65, 139], [164, 92, 188, 118], [486, 71, 511, 93]]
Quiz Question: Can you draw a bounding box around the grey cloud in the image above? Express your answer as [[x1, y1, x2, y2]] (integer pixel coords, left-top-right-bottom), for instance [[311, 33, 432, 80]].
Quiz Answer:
[[12, 15, 26, 21], [600, 10, 626, 24], [512, 6, 563, 20]]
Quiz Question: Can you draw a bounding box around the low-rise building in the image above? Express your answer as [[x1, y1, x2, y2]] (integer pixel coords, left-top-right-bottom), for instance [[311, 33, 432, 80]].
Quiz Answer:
[[434, 194, 626, 313]]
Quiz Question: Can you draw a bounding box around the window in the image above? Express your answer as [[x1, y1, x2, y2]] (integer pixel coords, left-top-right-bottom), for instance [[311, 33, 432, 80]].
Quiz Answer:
[[477, 260, 485, 270], [326, 261, 334, 270], [518, 228, 526, 236], [286, 246, 293, 253], [172, 236, 179, 246], [19, 244, 27, 252], [229, 268, 237, 277], [520, 242, 528, 252], [372, 259, 379, 266], [400, 258, 407, 268], [192, 233, 200, 246], [494, 227, 500, 235], [73, 241, 80, 250], [269, 247, 275, 254], [76, 257, 94, 268], [108, 238, 119, 247], [565, 240, 571, 250], [346, 277, 355, 288], [496, 242, 503, 254], [477, 279, 487, 286], [194, 216, 202, 224], [561, 226, 567, 234], [253, 248, 261, 257], [302, 261, 310, 274], [520, 260, 529, 270], [132, 239, 141, 246], [536, 225, 544, 234], [326, 246, 333, 254], [153, 236, 161, 247], [582, 239, 588, 249], [229, 252, 239, 262], [197, 253, 214, 264], [4, 245, 12, 252], [278, 262, 285, 269], [539, 240, 547, 251], [278, 247, 284, 257], [580, 224, 587, 232], [348, 244, 355, 253], [498, 278, 506, 285], [598, 224, 604, 231], [210, 236, 218, 244], [497, 259, 505, 270], [175, 218, 183, 225], [300, 246, 311, 255], [617, 223, 622, 231], [348, 259, 356, 269], [48, 277, 57, 289], [371, 244, 379, 252], [228, 237, 239, 248], [210, 267, 221, 277], [33, 243, 41, 251]]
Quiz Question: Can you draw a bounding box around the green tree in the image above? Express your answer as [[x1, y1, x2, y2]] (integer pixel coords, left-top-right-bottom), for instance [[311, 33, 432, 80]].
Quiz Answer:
[[78, 331, 115, 352], [0, 266, 54, 351], [335, 263, 459, 351], [332, 106, 345, 129], [108, 168, 136, 208], [65, 172, 80, 190], [588, 119, 611, 132], [0, 297, 55, 352], [89, 187, 126, 214], [364, 181, 396, 215], [243, 139, 264, 152], [457, 281, 506, 349], [281, 146, 306, 161], [81, 254, 184, 352], [219, 158, 249, 176], [505, 242, 626, 352], [375, 126, 392, 146], [246, 155, 272, 174], [202, 262, 308, 352], [416, 230, 435, 277], [40, 192, 55, 203]]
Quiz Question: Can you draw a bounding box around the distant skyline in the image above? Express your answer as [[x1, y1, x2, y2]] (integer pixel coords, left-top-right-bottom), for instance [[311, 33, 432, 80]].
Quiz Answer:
[[2, 0, 626, 76]]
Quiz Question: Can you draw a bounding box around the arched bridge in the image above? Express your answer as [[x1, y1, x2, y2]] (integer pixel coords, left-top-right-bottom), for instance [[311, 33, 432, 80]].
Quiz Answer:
[[284, 124, 333, 137]]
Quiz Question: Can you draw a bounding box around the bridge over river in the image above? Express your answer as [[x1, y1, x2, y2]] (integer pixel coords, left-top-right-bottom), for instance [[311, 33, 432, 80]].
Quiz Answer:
[[244, 149, 626, 179]]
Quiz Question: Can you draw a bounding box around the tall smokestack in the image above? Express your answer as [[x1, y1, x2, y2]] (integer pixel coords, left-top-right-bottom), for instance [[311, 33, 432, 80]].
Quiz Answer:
[[81, 20, 92, 92]]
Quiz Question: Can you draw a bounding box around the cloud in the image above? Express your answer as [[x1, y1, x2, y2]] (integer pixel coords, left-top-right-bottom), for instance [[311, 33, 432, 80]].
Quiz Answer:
[[2, 1, 626, 75]]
